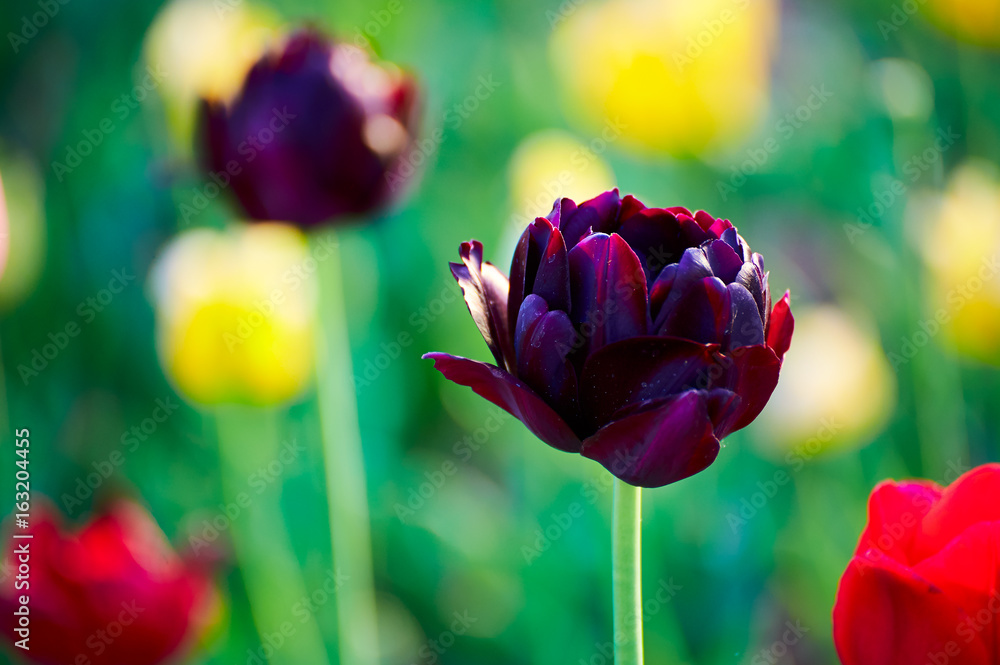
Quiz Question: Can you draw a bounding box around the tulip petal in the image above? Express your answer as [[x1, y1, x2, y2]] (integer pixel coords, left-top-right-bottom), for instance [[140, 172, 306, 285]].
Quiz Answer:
[[580, 390, 723, 488], [517, 310, 582, 426], [914, 463, 1000, 562], [532, 225, 571, 312], [855, 480, 943, 566], [723, 344, 782, 431], [578, 335, 726, 430], [568, 232, 648, 356], [451, 240, 513, 370], [766, 291, 794, 359], [545, 197, 577, 227], [561, 189, 622, 248], [913, 521, 1000, 659], [618, 194, 646, 220], [727, 282, 765, 349], [704, 239, 743, 283], [649, 264, 677, 320], [657, 276, 731, 345], [653, 247, 714, 332], [616, 209, 688, 284], [423, 352, 582, 452], [508, 217, 555, 340], [833, 554, 990, 665], [515, 294, 549, 361], [734, 261, 767, 325]]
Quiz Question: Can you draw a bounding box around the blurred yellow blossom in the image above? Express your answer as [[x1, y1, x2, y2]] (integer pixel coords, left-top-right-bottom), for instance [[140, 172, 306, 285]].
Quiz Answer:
[[507, 129, 616, 225], [144, 0, 279, 151], [549, 0, 778, 157], [0, 146, 46, 311], [923, 0, 1000, 48], [914, 161, 1000, 365], [756, 306, 896, 459], [151, 224, 317, 406]]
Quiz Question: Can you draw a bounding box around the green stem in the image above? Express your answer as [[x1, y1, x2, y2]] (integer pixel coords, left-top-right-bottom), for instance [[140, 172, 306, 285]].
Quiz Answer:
[[613, 479, 643, 665], [313, 232, 379, 665], [215, 406, 328, 665]]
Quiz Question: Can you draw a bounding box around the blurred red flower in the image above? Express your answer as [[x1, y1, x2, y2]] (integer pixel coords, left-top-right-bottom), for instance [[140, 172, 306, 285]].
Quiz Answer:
[[833, 463, 1000, 665], [0, 500, 214, 665]]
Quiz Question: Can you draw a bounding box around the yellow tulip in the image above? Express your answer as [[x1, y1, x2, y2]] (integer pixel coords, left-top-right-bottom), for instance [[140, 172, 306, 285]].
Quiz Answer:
[[915, 161, 1000, 364], [151, 224, 317, 406], [924, 0, 1000, 47], [144, 0, 279, 152], [550, 0, 778, 157], [755, 306, 896, 458]]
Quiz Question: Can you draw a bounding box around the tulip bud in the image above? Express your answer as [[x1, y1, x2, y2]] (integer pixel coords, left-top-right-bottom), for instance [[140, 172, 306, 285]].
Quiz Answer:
[[150, 223, 317, 406], [198, 29, 420, 226], [425, 189, 794, 488]]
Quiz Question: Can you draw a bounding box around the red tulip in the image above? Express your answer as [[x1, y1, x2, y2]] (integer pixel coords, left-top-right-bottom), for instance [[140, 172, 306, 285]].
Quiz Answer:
[[833, 463, 1000, 665], [0, 500, 214, 665]]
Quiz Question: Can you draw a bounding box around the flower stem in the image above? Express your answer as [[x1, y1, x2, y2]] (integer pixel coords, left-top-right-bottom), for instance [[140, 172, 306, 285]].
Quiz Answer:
[[613, 479, 643, 665], [312, 231, 379, 665], [215, 405, 328, 665]]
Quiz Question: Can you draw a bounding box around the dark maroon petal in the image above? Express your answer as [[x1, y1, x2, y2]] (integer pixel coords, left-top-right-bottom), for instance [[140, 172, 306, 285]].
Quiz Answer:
[[531, 225, 571, 312], [725, 344, 782, 431], [666, 205, 693, 216], [657, 276, 731, 345], [517, 310, 581, 426], [545, 197, 577, 227], [616, 209, 687, 283], [676, 214, 712, 248], [694, 210, 717, 232], [580, 390, 723, 488], [649, 264, 677, 320], [423, 353, 582, 452], [652, 246, 713, 331], [721, 227, 743, 255], [704, 239, 743, 284], [707, 217, 735, 239], [727, 283, 765, 349], [568, 233, 648, 356], [578, 335, 727, 429], [560, 189, 622, 248], [734, 261, 767, 325], [703, 388, 743, 438], [766, 291, 794, 359], [508, 217, 555, 340], [618, 194, 646, 220], [515, 294, 549, 362], [452, 240, 513, 370]]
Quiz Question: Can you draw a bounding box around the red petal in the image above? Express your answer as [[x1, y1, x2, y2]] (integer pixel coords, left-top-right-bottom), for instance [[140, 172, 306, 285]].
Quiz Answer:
[[915, 464, 1000, 561], [766, 291, 794, 359]]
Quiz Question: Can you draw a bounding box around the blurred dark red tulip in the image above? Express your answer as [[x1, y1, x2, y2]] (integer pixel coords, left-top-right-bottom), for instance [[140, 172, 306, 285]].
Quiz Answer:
[[200, 29, 419, 226], [424, 189, 793, 487], [0, 500, 214, 665], [833, 463, 1000, 665]]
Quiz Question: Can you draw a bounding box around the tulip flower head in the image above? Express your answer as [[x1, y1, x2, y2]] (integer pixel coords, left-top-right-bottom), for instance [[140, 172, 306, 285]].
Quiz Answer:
[[200, 29, 419, 226], [151, 223, 317, 406], [425, 190, 793, 488], [833, 464, 1000, 665], [0, 501, 214, 665]]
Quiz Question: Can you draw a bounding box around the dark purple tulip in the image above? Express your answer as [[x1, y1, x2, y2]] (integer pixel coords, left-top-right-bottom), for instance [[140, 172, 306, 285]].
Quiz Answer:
[[200, 29, 419, 226], [424, 190, 794, 488]]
